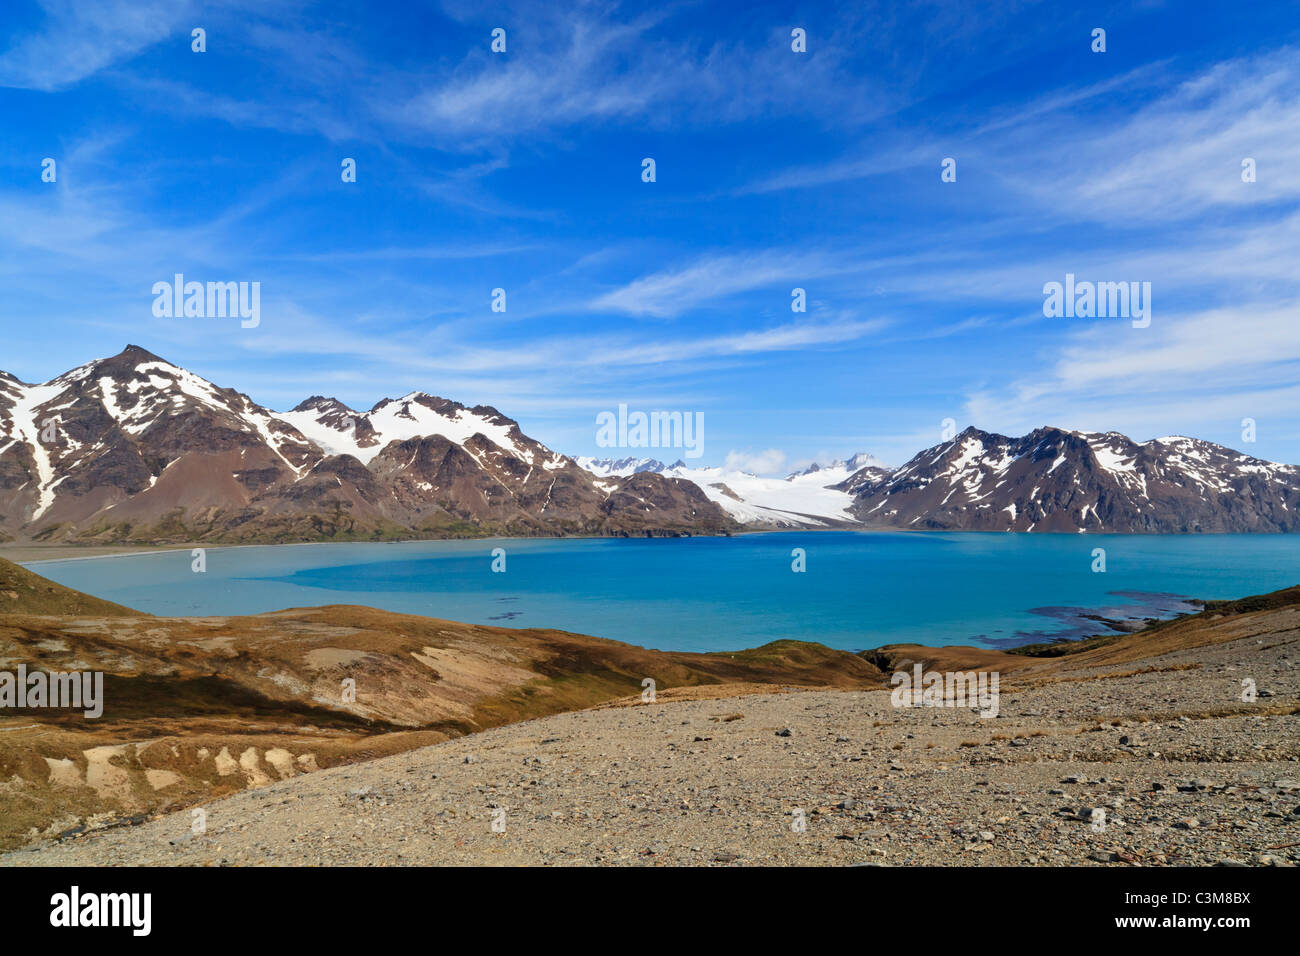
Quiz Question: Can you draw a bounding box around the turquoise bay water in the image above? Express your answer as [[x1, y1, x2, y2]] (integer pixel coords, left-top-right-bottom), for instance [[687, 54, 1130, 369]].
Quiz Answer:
[[25, 532, 1300, 653]]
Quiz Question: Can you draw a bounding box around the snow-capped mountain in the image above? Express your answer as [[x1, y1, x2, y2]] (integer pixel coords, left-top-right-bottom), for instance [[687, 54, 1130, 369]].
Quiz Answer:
[[787, 452, 893, 498], [5, 349, 1296, 542], [280, 393, 549, 468], [840, 425, 1300, 532], [787, 452, 888, 480], [574, 456, 673, 477], [0, 346, 735, 543]]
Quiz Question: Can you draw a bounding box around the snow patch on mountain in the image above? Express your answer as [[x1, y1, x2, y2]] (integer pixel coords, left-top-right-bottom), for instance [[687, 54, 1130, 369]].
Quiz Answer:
[[847, 425, 1300, 533], [786, 452, 888, 479], [665, 462, 862, 526], [276, 402, 373, 462], [576, 452, 888, 526], [575, 456, 670, 477], [278, 393, 531, 466], [7, 382, 63, 519]]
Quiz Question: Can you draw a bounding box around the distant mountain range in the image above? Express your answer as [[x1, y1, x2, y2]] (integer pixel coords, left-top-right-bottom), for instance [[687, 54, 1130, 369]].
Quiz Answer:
[[841, 425, 1300, 533], [0, 346, 734, 544], [578, 451, 888, 483], [575, 456, 678, 476], [1, 347, 1296, 543], [787, 452, 889, 480]]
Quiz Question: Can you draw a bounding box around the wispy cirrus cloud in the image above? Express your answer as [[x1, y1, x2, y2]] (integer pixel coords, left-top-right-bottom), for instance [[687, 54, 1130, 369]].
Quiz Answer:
[[590, 250, 865, 318], [233, 307, 889, 376], [740, 47, 1300, 227], [1012, 47, 1300, 222], [383, 7, 893, 146], [4, 2, 1300, 468], [962, 300, 1300, 443], [735, 147, 927, 195], [0, 0, 196, 91], [120, 75, 362, 142]]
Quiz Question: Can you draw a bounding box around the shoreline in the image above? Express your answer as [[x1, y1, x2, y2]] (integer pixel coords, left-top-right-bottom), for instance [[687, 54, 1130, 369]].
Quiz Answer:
[[3, 529, 865, 564], [6, 525, 1296, 565]]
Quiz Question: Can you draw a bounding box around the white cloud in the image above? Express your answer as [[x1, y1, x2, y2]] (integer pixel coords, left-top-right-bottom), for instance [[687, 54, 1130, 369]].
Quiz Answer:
[[0, 0, 195, 91], [724, 448, 786, 476], [384, 11, 888, 145], [961, 300, 1300, 449], [590, 250, 862, 318], [1006, 48, 1300, 222]]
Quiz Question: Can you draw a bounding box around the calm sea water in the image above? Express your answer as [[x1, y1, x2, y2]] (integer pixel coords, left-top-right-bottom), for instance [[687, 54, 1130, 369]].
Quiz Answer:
[[25, 532, 1300, 653]]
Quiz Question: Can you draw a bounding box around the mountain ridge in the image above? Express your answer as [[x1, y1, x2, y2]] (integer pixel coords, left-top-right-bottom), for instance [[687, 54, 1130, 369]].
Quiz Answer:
[[3, 348, 1298, 542], [0, 347, 736, 544], [837, 424, 1300, 532]]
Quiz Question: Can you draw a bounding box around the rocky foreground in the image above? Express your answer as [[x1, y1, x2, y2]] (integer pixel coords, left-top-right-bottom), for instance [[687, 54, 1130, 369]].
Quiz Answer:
[[6, 604, 1297, 867]]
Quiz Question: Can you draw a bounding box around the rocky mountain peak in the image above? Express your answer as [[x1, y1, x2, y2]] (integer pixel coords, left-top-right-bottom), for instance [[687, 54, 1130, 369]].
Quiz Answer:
[[0, 346, 735, 541], [844, 425, 1299, 532]]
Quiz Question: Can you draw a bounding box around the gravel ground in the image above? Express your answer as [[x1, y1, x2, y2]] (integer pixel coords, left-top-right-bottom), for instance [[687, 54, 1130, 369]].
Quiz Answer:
[[5, 629, 1297, 867]]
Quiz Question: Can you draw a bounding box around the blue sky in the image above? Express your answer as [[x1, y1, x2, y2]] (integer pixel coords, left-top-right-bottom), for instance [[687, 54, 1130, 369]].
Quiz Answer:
[[2, 0, 1299, 472]]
